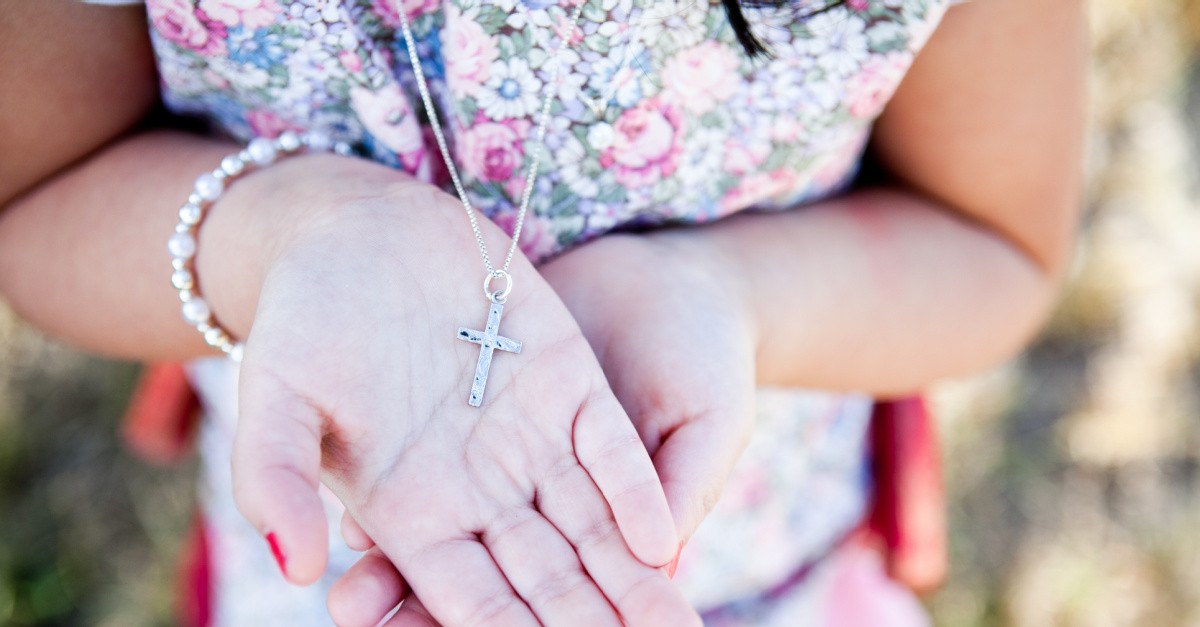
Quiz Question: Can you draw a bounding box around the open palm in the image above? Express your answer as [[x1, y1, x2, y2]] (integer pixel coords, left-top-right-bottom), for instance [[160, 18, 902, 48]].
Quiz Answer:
[[232, 184, 699, 627], [329, 230, 757, 625]]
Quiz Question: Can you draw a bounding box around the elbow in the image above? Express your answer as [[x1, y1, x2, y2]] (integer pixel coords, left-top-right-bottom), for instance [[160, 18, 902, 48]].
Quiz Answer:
[[972, 202, 1080, 375], [1003, 254, 1063, 362], [1023, 182, 1084, 289], [974, 170, 1086, 364]]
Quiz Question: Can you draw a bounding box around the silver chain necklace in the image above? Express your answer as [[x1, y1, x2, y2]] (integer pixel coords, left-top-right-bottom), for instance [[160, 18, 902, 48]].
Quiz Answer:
[[394, 2, 585, 406]]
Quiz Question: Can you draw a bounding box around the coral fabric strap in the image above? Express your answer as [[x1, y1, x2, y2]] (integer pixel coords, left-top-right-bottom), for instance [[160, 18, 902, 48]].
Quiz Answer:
[[121, 362, 201, 465], [121, 363, 209, 624], [177, 516, 213, 627], [868, 396, 949, 595]]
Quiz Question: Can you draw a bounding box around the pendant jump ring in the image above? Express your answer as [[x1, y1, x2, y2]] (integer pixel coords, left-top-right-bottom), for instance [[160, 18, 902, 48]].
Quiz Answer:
[[484, 270, 513, 303]]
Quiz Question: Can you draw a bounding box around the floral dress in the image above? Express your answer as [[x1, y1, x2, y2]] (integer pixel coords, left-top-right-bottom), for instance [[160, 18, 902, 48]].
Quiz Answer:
[[138, 0, 957, 623]]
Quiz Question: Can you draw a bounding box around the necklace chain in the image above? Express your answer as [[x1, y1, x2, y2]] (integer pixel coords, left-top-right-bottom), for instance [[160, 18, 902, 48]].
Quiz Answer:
[[395, 2, 585, 284]]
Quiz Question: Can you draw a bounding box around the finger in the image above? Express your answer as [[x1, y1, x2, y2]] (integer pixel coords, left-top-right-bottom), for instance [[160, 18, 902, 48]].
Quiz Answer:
[[482, 506, 619, 626], [537, 461, 701, 627], [384, 595, 440, 627], [233, 369, 329, 584], [573, 391, 677, 567], [341, 509, 375, 551], [328, 548, 408, 627], [652, 420, 745, 544], [397, 537, 539, 627]]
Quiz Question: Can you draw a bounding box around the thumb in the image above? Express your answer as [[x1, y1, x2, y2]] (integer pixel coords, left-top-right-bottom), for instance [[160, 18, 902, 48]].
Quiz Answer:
[[232, 368, 329, 585], [651, 419, 747, 545]]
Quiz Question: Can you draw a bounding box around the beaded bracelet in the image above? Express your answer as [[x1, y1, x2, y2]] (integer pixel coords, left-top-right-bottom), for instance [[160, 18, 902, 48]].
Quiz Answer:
[[167, 131, 352, 361]]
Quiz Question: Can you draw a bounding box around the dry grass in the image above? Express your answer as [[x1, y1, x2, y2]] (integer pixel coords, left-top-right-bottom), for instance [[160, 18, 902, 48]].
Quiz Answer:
[[928, 1, 1200, 625], [0, 313, 194, 626], [1, 1, 1198, 625]]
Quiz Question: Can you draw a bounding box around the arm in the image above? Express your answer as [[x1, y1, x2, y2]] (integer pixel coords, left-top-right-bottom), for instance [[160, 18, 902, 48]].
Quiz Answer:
[[0, 1, 283, 359], [319, 2, 1088, 617], [0, 1, 158, 205], [0, 7, 698, 625], [534, 0, 1085, 550], [680, 0, 1085, 395], [0, 3, 417, 361]]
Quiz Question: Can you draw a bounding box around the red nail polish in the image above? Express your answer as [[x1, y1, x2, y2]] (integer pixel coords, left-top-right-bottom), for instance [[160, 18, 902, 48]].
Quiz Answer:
[[265, 532, 287, 576], [666, 541, 685, 579]]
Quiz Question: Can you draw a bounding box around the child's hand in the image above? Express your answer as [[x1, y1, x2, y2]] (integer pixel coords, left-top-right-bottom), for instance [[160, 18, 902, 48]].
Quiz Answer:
[[229, 174, 699, 627], [327, 230, 756, 624], [541, 232, 759, 548]]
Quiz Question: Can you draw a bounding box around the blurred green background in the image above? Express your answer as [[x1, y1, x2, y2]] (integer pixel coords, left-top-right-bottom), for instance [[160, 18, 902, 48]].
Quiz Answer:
[[929, 0, 1200, 624], [2, 0, 1199, 625]]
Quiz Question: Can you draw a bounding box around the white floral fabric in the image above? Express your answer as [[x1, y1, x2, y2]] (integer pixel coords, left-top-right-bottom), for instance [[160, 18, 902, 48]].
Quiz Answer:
[[146, 0, 950, 263], [145, 0, 957, 623]]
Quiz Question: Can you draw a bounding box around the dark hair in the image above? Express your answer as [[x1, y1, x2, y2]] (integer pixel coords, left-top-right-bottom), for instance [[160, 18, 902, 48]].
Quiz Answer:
[[721, 0, 848, 58]]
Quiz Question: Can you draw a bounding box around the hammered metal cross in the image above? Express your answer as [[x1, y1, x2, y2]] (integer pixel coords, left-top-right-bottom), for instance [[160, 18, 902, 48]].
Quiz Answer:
[[457, 301, 522, 407]]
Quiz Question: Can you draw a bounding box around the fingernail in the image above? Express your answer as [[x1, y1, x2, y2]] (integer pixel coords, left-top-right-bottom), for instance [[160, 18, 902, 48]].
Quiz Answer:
[[666, 541, 684, 579], [265, 531, 287, 576]]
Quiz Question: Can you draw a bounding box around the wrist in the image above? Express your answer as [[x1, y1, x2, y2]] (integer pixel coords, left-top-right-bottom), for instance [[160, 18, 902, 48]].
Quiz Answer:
[[199, 148, 531, 348], [646, 227, 760, 358], [195, 149, 422, 340]]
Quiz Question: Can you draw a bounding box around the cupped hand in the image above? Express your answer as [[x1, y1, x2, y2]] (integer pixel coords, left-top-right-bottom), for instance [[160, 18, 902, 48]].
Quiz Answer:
[[328, 229, 758, 624], [541, 231, 759, 547], [227, 167, 699, 627]]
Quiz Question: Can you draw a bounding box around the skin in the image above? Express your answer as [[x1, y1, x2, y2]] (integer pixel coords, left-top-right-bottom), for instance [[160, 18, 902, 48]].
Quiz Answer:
[[2, 6, 694, 626], [237, 185, 694, 626], [0, 0, 1084, 624], [326, 0, 1088, 620]]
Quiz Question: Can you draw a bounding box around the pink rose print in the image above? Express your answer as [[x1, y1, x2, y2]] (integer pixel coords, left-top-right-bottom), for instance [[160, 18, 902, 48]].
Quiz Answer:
[[245, 109, 297, 138], [723, 138, 770, 176], [372, 0, 439, 26], [148, 0, 227, 55], [197, 0, 281, 29], [349, 83, 425, 158], [442, 6, 499, 97], [338, 50, 364, 73], [554, 10, 586, 47], [847, 0, 870, 11], [846, 52, 914, 119], [457, 121, 526, 183], [493, 209, 557, 263], [720, 169, 800, 212], [457, 118, 533, 201], [662, 41, 741, 114], [600, 98, 685, 189]]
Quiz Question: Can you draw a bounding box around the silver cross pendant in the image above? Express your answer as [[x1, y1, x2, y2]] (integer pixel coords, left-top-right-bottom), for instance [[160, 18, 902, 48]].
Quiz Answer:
[[457, 301, 522, 407]]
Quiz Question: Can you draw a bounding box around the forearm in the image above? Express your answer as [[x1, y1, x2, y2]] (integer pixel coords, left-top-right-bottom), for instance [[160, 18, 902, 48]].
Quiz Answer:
[[0, 130, 407, 361], [682, 186, 1064, 396]]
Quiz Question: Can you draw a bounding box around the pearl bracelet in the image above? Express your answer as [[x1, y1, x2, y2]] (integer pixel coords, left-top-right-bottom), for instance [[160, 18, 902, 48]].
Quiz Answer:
[[168, 130, 352, 361]]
